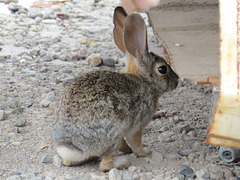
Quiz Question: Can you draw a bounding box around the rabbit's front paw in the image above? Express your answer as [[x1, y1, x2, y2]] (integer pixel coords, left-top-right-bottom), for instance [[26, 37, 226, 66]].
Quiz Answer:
[[134, 148, 149, 157]]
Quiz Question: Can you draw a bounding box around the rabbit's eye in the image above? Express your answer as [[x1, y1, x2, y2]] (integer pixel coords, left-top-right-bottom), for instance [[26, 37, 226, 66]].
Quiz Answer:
[[158, 66, 168, 74]]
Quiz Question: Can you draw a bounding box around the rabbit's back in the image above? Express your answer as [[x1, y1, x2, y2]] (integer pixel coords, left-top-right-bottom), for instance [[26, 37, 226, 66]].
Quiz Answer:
[[53, 70, 156, 152]]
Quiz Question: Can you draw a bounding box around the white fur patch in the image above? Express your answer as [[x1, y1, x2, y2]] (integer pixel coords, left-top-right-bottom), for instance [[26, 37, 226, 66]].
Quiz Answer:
[[56, 145, 102, 163], [56, 145, 89, 163]]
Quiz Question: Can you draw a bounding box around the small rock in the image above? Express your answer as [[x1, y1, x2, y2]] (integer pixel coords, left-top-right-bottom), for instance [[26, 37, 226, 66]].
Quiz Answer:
[[56, 12, 69, 20], [151, 151, 164, 162], [178, 149, 193, 156], [39, 66, 48, 73], [114, 156, 131, 169], [11, 171, 21, 175], [230, 177, 240, 180], [210, 170, 224, 179], [109, 168, 122, 180], [12, 141, 22, 146], [42, 9, 56, 19], [139, 172, 152, 180], [175, 43, 183, 47], [49, 102, 57, 110], [187, 130, 196, 137], [173, 173, 185, 180], [11, 107, 24, 114], [195, 169, 210, 179], [86, 54, 102, 67], [45, 175, 55, 180], [224, 169, 235, 179], [56, 73, 76, 83], [14, 118, 27, 127], [41, 154, 53, 164], [173, 124, 190, 134], [53, 154, 62, 167], [50, 5, 62, 12], [179, 165, 195, 179], [0, 110, 7, 121], [28, 7, 42, 18], [128, 166, 141, 173], [122, 171, 134, 180], [6, 175, 22, 180], [101, 56, 115, 67], [40, 99, 52, 108], [165, 153, 181, 160]]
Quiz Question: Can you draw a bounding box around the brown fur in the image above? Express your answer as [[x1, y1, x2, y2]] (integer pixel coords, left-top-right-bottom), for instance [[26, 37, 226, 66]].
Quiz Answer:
[[53, 9, 178, 171]]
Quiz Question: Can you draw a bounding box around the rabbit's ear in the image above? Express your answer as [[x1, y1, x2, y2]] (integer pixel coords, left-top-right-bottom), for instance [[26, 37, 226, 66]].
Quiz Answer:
[[113, 6, 128, 53], [123, 13, 148, 63]]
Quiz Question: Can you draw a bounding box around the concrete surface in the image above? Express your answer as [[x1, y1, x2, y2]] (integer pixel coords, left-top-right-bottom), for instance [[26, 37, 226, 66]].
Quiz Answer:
[[149, 0, 219, 81]]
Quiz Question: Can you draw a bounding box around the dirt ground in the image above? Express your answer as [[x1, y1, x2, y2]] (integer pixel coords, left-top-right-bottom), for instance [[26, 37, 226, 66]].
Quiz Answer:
[[0, 0, 240, 179]]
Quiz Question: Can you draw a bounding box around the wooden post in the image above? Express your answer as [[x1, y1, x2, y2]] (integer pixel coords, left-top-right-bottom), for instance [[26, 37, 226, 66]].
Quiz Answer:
[[207, 0, 240, 148]]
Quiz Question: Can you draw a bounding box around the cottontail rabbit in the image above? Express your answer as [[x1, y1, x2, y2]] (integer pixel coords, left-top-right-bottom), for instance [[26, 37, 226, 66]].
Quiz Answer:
[[52, 6, 178, 172]]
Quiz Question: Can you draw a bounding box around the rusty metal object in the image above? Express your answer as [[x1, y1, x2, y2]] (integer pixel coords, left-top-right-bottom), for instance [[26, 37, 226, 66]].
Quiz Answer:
[[207, 0, 240, 149]]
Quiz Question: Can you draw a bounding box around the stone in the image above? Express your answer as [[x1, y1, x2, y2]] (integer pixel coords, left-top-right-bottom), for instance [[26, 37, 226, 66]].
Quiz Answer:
[[53, 154, 62, 167], [109, 168, 122, 180], [41, 154, 53, 164], [6, 175, 22, 180], [28, 7, 42, 18], [39, 66, 48, 73], [113, 156, 131, 169], [165, 153, 181, 160], [86, 54, 102, 67], [128, 166, 141, 173], [50, 5, 62, 12], [151, 151, 164, 162], [173, 124, 190, 134], [0, 110, 7, 121], [11, 171, 21, 175], [56, 73, 76, 83], [179, 165, 195, 179], [122, 171, 134, 180], [224, 169, 235, 179], [12, 142, 22, 146], [173, 173, 185, 180], [102, 56, 115, 67], [195, 169, 210, 179], [56, 12, 69, 20], [42, 9, 56, 19], [14, 118, 27, 127]]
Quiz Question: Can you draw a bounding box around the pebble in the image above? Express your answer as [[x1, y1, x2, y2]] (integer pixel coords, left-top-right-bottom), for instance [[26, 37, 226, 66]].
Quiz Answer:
[[28, 7, 42, 18], [151, 151, 164, 162], [14, 118, 27, 127], [195, 169, 210, 179], [179, 165, 195, 179], [53, 154, 62, 167], [224, 169, 235, 179], [109, 168, 122, 180], [56, 73, 76, 83], [86, 54, 102, 67], [173, 124, 190, 134], [6, 175, 22, 180], [128, 166, 141, 173], [0, 110, 7, 121], [101, 56, 115, 67], [41, 154, 53, 164], [12, 141, 22, 146]]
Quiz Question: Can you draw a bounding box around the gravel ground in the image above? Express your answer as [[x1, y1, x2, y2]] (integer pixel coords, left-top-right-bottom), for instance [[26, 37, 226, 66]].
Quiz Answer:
[[0, 0, 240, 180]]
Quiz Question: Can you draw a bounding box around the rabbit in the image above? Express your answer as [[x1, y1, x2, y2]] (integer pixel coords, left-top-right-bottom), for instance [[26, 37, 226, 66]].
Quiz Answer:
[[52, 6, 178, 172]]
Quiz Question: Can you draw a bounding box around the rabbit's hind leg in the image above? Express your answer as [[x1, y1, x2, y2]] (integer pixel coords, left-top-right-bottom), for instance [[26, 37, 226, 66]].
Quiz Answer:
[[100, 152, 130, 171], [56, 144, 97, 166]]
